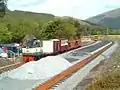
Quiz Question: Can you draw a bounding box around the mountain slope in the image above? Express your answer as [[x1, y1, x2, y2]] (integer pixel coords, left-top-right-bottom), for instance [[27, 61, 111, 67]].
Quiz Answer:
[[1, 10, 55, 24], [2, 10, 102, 28], [0, 9, 104, 31], [87, 8, 120, 29]]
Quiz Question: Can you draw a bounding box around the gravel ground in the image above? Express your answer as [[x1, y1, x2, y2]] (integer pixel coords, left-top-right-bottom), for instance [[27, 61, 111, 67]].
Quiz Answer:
[[0, 40, 111, 90], [0, 58, 14, 67], [73, 41, 118, 90], [0, 56, 23, 73], [0, 41, 97, 74], [0, 56, 72, 90], [64, 40, 110, 63], [73, 60, 106, 90], [0, 41, 107, 68], [0, 41, 93, 68], [0, 56, 22, 67], [50, 41, 114, 90], [0, 77, 40, 90]]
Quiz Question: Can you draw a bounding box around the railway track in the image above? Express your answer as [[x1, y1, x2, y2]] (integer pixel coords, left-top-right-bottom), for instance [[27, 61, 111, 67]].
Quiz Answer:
[[0, 41, 97, 73], [0, 40, 113, 90], [35, 41, 113, 90], [0, 62, 23, 73], [60, 40, 110, 63]]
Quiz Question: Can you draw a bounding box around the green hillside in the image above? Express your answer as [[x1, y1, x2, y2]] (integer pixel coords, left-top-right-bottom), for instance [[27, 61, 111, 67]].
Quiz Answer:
[[87, 8, 120, 29], [0, 10, 55, 43], [1, 10, 55, 23], [0, 10, 107, 43]]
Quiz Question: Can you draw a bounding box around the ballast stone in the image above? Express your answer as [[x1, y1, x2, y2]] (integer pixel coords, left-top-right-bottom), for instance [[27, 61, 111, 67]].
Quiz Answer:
[[8, 56, 72, 80]]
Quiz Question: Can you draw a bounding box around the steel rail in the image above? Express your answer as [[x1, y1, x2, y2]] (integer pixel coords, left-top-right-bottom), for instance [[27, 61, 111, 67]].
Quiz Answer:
[[35, 42, 113, 90], [0, 41, 103, 73], [0, 62, 23, 72]]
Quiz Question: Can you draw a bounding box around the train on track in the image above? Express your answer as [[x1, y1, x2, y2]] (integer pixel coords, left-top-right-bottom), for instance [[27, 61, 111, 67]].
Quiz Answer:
[[0, 35, 98, 62], [22, 39, 82, 62]]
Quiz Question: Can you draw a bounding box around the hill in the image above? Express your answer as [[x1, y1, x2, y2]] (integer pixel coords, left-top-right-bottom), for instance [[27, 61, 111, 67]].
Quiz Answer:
[[1, 10, 102, 29], [0, 10, 106, 43], [0, 10, 55, 43], [87, 8, 120, 29], [1, 10, 55, 24]]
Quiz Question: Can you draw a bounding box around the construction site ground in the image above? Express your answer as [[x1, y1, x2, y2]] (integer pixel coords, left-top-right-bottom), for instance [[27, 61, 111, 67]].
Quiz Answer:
[[0, 41, 93, 71], [0, 40, 111, 90], [74, 40, 119, 90]]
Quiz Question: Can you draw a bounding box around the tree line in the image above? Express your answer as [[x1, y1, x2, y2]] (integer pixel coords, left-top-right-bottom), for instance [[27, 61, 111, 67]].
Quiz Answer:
[[0, 16, 120, 44], [0, 17, 87, 43]]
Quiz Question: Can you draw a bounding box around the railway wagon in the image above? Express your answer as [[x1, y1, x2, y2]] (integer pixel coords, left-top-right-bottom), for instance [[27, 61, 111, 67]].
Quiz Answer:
[[22, 39, 82, 62], [68, 40, 81, 50]]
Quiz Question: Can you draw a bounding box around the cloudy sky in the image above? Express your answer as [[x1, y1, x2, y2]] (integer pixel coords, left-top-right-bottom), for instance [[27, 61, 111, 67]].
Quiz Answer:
[[8, 0, 120, 19]]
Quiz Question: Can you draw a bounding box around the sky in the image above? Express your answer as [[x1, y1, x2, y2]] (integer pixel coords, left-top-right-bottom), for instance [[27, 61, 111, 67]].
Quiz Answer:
[[7, 0, 120, 20]]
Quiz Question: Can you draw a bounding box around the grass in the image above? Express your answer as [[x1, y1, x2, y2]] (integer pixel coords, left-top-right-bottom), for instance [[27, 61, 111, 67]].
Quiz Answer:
[[85, 39, 120, 90], [86, 71, 120, 90]]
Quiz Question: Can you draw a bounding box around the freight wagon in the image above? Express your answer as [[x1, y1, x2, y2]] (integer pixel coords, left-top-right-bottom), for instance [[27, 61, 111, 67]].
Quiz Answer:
[[22, 39, 82, 62]]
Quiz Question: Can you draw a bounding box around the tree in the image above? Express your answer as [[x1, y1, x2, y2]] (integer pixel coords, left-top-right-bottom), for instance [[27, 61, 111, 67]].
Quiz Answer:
[[0, 0, 7, 17], [61, 18, 76, 39], [32, 22, 43, 39], [74, 20, 84, 39], [0, 28, 12, 43], [11, 22, 26, 42], [40, 18, 67, 39]]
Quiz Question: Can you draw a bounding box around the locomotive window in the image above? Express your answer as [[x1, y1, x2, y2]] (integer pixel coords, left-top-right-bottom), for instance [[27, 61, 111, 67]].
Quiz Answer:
[[33, 40, 43, 47]]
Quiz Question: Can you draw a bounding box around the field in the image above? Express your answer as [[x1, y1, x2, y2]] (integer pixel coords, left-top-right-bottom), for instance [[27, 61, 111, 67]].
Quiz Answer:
[[85, 36, 120, 90]]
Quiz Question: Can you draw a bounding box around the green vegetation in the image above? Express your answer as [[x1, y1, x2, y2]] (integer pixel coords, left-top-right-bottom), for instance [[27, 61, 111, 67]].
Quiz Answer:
[[86, 41, 120, 90], [40, 17, 85, 40], [107, 29, 120, 35], [0, 10, 119, 43], [0, 10, 55, 43], [0, 10, 92, 43], [89, 28, 120, 35], [0, 0, 7, 17], [86, 72, 120, 90]]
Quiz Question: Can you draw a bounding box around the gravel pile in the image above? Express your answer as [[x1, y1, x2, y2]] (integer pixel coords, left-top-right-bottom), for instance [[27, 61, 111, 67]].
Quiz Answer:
[[7, 56, 72, 80]]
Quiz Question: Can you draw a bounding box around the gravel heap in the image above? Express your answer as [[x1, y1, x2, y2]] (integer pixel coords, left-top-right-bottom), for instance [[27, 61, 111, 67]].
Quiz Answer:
[[8, 56, 72, 80]]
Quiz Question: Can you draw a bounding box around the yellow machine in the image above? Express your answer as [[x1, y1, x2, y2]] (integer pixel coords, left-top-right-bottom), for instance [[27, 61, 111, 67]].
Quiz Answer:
[[93, 35, 101, 41]]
